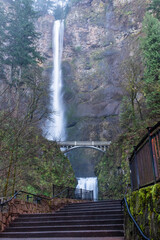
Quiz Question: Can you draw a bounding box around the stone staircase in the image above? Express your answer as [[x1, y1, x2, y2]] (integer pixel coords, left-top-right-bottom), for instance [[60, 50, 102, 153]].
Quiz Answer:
[[0, 200, 124, 239]]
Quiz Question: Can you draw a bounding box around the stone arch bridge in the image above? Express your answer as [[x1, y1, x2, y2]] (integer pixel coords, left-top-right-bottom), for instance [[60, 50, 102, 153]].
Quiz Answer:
[[57, 141, 111, 153]]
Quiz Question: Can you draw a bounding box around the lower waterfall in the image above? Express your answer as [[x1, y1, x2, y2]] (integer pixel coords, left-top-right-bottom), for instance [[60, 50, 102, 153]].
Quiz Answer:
[[76, 177, 98, 201]]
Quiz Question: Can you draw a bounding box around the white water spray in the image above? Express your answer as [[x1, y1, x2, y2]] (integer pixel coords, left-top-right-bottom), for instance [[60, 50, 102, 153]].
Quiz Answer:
[[76, 177, 98, 201], [44, 20, 65, 141]]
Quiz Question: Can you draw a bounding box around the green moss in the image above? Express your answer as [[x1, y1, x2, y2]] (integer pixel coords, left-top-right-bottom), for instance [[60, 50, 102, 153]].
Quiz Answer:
[[126, 183, 160, 240]]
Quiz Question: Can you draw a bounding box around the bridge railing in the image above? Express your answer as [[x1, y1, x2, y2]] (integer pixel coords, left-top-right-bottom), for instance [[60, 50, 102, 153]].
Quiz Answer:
[[129, 121, 160, 191], [53, 184, 93, 201]]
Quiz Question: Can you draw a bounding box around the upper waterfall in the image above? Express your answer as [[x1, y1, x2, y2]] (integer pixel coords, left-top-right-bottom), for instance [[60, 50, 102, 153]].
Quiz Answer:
[[44, 20, 65, 141]]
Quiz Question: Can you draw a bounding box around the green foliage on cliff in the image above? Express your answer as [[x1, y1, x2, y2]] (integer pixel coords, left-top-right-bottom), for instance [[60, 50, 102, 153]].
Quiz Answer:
[[96, 0, 160, 199], [141, 13, 160, 117], [0, 114, 76, 197], [148, 0, 160, 20], [120, 57, 143, 129], [95, 141, 130, 200]]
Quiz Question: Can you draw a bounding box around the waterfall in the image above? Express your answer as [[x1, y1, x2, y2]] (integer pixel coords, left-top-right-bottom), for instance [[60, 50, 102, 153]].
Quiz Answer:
[[44, 20, 65, 141], [43, 20, 99, 199], [76, 177, 98, 201]]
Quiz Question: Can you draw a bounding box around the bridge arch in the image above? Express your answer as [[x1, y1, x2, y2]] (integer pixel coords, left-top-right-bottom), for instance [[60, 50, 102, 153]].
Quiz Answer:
[[57, 141, 111, 153], [62, 146, 106, 153]]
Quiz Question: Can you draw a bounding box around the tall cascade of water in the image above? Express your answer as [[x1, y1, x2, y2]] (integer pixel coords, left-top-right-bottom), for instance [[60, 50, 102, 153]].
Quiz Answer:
[[44, 20, 99, 200], [76, 177, 98, 201], [45, 20, 65, 141]]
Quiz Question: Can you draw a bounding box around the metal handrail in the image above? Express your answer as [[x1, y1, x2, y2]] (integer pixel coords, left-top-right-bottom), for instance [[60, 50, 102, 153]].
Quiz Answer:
[[53, 184, 94, 200], [122, 197, 150, 240], [53, 187, 93, 199], [53, 188, 69, 198], [0, 190, 51, 206]]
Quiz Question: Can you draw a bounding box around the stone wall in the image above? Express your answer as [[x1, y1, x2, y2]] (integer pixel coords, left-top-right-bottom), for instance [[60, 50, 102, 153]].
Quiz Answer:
[[125, 183, 160, 240], [0, 198, 86, 232]]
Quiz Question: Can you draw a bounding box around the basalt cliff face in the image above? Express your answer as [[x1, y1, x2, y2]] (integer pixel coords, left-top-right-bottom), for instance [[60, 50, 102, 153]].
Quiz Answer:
[[38, 0, 147, 176], [62, 0, 146, 142]]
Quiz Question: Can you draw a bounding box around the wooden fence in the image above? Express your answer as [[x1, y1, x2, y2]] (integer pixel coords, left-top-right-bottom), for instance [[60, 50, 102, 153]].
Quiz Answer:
[[129, 122, 160, 191]]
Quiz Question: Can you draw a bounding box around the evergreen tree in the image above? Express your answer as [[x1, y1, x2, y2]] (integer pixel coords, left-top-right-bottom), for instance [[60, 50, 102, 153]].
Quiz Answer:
[[148, 0, 160, 20], [5, 0, 43, 87], [141, 13, 160, 117]]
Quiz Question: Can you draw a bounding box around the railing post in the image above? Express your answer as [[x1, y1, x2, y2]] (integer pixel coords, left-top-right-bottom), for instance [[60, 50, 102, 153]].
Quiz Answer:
[[67, 187, 70, 198], [14, 190, 18, 199], [52, 184, 54, 197], [91, 190, 94, 201], [80, 188, 82, 200], [27, 195, 29, 202], [147, 127, 157, 183]]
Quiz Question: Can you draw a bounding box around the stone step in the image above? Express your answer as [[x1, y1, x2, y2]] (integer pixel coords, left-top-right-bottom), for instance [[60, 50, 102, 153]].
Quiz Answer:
[[65, 201, 121, 208], [10, 219, 124, 227], [54, 210, 123, 216], [63, 204, 122, 211], [0, 238, 125, 240], [5, 224, 124, 232], [62, 206, 122, 211], [0, 230, 124, 238], [1, 200, 124, 239], [69, 200, 121, 204], [18, 210, 123, 218], [14, 214, 124, 222]]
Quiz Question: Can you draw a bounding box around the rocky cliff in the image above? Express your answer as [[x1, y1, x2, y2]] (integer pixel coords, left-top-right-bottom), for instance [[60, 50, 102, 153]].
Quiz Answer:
[[63, 0, 146, 142], [60, 0, 147, 176], [37, 0, 147, 177]]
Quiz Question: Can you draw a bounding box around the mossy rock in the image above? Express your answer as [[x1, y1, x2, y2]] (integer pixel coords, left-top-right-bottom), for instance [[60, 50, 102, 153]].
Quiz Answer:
[[125, 183, 160, 240]]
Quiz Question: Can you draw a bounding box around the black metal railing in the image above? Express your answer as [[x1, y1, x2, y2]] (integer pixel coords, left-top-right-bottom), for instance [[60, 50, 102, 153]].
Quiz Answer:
[[0, 184, 93, 210], [129, 121, 160, 191], [121, 197, 150, 240], [0, 190, 51, 212], [53, 184, 93, 201]]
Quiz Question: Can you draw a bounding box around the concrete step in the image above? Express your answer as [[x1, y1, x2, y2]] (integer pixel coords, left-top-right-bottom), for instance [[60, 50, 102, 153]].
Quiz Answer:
[[0, 230, 124, 238], [0, 238, 125, 240], [18, 210, 123, 218], [1, 200, 124, 239], [5, 224, 124, 232], [65, 201, 121, 208], [10, 219, 124, 227], [60, 205, 123, 212], [54, 210, 123, 216], [14, 214, 124, 222]]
